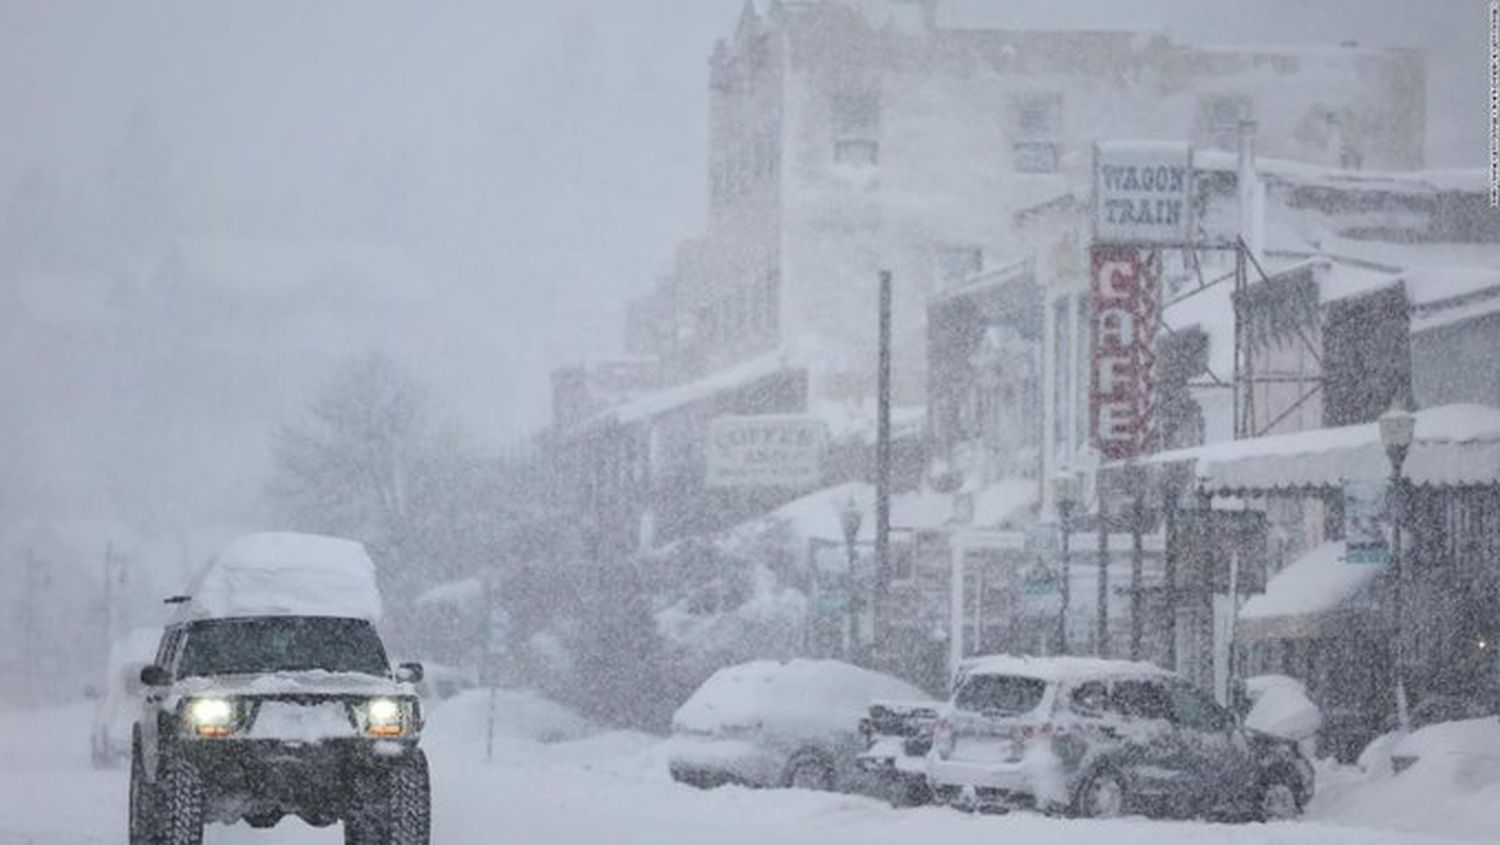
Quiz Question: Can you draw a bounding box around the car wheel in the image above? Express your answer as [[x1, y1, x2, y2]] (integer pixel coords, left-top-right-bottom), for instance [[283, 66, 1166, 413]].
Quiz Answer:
[[157, 752, 205, 845], [784, 752, 835, 791], [1074, 768, 1127, 818], [128, 738, 158, 845], [1256, 774, 1302, 821], [386, 750, 431, 844]]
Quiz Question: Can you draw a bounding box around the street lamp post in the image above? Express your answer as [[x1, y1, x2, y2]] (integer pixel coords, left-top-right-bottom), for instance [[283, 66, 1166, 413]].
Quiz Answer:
[[840, 497, 864, 663], [1379, 406, 1416, 734], [1052, 473, 1080, 655]]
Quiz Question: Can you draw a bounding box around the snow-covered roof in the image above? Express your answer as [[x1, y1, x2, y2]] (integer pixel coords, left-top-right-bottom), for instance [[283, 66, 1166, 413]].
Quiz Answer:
[[671, 658, 929, 736], [571, 350, 800, 432], [1412, 292, 1500, 335], [184, 532, 383, 622], [959, 654, 1170, 683], [731, 478, 1036, 544], [1145, 404, 1500, 491], [1238, 542, 1379, 638]]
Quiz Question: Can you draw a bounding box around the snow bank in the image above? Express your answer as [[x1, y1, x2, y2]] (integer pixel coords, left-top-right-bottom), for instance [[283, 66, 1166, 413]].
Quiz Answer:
[[425, 688, 598, 748], [415, 576, 484, 608], [188, 531, 382, 621], [657, 565, 809, 676], [1244, 674, 1322, 741], [673, 659, 928, 738]]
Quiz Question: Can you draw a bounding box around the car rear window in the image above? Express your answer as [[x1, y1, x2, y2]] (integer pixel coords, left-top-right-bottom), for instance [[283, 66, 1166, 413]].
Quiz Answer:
[[955, 674, 1047, 715]]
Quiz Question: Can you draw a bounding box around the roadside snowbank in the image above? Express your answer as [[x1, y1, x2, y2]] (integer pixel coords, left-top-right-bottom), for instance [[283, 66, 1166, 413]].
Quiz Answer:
[[425, 688, 599, 747]]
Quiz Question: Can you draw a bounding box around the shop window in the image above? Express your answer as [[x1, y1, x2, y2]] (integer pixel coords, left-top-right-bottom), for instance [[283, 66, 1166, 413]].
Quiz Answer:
[[1197, 94, 1253, 151], [831, 90, 880, 167], [936, 245, 983, 288], [1012, 93, 1061, 173]]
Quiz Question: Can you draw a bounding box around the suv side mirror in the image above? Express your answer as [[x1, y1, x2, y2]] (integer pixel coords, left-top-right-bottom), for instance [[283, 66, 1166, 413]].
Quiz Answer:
[[395, 662, 424, 684], [140, 664, 171, 687]]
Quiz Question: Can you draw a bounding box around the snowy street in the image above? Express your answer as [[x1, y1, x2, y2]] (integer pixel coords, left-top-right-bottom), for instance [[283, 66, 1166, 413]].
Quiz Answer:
[[1, 697, 1489, 845]]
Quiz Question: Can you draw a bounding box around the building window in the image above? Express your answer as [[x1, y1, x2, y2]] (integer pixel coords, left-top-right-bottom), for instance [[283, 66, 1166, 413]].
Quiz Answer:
[[1197, 94, 1253, 151], [834, 139, 878, 166], [936, 245, 983, 288], [831, 90, 880, 166], [1013, 93, 1061, 173]]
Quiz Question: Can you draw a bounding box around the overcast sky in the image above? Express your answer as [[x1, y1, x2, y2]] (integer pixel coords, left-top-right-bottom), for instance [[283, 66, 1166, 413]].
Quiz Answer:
[[0, 0, 1487, 526]]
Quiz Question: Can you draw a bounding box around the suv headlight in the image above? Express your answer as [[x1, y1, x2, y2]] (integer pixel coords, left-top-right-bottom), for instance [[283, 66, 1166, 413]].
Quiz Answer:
[[184, 697, 239, 738], [362, 697, 415, 738]]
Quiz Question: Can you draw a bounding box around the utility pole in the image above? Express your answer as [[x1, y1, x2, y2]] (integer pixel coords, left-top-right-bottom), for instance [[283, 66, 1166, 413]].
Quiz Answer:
[[874, 269, 893, 666], [22, 546, 40, 703], [1129, 492, 1145, 660], [1097, 507, 1110, 657]]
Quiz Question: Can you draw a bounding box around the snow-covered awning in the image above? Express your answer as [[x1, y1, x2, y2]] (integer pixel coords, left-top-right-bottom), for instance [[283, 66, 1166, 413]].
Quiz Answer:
[[1144, 404, 1500, 494], [1238, 541, 1380, 641]]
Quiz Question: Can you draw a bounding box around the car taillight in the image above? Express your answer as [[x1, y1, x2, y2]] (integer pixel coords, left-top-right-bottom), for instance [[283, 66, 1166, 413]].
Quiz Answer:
[[1014, 723, 1057, 741], [933, 717, 955, 758]]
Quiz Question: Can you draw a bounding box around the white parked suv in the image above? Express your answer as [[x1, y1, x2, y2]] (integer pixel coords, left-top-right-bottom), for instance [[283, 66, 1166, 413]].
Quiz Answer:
[[927, 655, 1314, 820]]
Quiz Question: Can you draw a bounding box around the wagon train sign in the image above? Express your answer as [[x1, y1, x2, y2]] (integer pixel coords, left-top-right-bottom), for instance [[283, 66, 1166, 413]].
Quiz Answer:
[[705, 415, 827, 489], [1093, 141, 1194, 246]]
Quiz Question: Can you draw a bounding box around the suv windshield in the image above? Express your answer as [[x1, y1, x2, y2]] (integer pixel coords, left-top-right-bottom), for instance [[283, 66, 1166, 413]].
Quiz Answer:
[[177, 617, 389, 678], [955, 674, 1047, 715]]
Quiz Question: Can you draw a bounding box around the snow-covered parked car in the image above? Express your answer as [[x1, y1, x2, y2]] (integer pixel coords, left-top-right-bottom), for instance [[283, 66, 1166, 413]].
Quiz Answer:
[[927, 655, 1314, 820], [856, 698, 940, 805], [1388, 715, 1500, 776], [667, 659, 928, 792], [128, 532, 429, 844], [92, 627, 167, 768]]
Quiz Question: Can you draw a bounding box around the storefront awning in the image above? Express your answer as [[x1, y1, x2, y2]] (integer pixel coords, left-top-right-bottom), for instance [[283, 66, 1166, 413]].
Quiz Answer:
[[1237, 541, 1380, 641], [1145, 404, 1500, 494]]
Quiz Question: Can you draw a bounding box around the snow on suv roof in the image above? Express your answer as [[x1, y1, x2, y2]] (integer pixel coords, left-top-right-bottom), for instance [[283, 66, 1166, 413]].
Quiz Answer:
[[960, 654, 1171, 684], [181, 532, 383, 622]]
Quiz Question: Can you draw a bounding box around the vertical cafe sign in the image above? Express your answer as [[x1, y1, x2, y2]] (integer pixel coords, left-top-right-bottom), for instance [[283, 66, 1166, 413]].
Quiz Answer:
[[1089, 142, 1190, 460], [1089, 248, 1161, 460]]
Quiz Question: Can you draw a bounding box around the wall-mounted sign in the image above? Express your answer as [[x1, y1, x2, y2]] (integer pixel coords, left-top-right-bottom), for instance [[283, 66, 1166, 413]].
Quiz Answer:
[[1343, 480, 1391, 565], [1094, 142, 1194, 246], [1089, 247, 1161, 461], [706, 414, 826, 488]]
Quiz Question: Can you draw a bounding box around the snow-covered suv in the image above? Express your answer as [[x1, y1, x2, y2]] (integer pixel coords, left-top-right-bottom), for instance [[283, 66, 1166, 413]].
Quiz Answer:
[[927, 655, 1314, 821], [127, 533, 430, 844]]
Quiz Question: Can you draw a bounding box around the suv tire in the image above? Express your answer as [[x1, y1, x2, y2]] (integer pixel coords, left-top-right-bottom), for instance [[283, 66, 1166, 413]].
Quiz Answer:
[[1074, 768, 1128, 818], [1254, 770, 1303, 821], [783, 751, 835, 791], [345, 750, 431, 845], [128, 737, 158, 845], [157, 751, 205, 845]]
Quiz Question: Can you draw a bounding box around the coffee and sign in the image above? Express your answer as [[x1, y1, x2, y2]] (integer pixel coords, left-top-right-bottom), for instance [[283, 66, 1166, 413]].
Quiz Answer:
[[705, 414, 826, 489]]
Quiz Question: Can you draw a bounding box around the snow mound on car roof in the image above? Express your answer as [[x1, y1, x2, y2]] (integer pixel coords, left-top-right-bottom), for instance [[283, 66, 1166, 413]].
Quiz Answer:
[[187, 532, 382, 621], [673, 659, 930, 737], [1244, 674, 1322, 741]]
